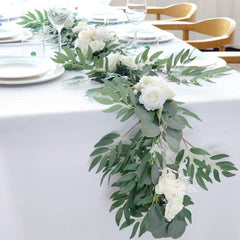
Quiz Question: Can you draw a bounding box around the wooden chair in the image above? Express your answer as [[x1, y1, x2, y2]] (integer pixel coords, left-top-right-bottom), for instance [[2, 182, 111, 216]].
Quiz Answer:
[[150, 17, 236, 51], [147, 3, 197, 22], [207, 51, 240, 63], [113, 3, 197, 22]]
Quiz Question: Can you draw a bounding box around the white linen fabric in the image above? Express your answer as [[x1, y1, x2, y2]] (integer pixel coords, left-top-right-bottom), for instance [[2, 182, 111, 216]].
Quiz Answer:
[[0, 24, 239, 240]]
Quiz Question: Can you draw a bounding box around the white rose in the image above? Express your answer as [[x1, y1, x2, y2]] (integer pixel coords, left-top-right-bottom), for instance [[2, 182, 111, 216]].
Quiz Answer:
[[139, 86, 169, 111], [72, 21, 90, 33], [119, 55, 138, 70], [64, 14, 74, 29], [155, 168, 186, 201], [89, 40, 105, 53], [75, 39, 89, 56], [165, 199, 184, 221], [106, 53, 120, 72], [78, 29, 95, 41], [94, 27, 114, 42]]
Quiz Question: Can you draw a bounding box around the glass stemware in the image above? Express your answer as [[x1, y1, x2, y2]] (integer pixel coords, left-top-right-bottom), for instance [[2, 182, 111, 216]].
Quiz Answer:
[[47, 0, 70, 52], [99, 0, 112, 24], [126, 0, 147, 43]]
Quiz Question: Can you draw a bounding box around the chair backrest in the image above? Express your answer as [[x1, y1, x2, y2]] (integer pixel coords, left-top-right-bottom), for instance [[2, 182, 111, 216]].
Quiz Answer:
[[147, 3, 197, 22], [150, 17, 236, 51]]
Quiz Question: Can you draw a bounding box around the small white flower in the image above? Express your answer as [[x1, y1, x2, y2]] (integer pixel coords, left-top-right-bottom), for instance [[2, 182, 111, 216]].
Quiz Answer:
[[74, 39, 89, 55], [165, 199, 184, 221], [105, 52, 120, 72], [72, 21, 90, 33], [89, 40, 105, 53], [119, 55, 138, 70], [78, 29, 95, 41], [94, 27, 115, 42], [64, 14, 74, 29]]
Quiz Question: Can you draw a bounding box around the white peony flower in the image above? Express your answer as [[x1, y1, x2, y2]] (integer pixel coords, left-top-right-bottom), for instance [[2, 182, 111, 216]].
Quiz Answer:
[[155, 168, 186, 201], [94, 27, 115, 42], [75, 39, 89, 56], [89, 40, 105, 53], [106, 52, 120, 72], [64, 14, 74, 29], [165, 199, 184, 221], [135, 76, 175, 111], [119, 55, 138, 70], [139, 86, 169, 111], [72, 21, 90, 33], [78, 29, 95, 41]]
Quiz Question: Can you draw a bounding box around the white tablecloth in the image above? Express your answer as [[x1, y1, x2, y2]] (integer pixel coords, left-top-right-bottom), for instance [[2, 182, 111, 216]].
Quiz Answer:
[[0, 24, 240, 240]]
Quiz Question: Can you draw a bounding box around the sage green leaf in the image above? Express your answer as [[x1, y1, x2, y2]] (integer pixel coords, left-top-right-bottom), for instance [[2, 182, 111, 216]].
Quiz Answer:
[[76, 47, 85, 64], [175, 149, 185, 163], [120, 219, 135, 230], [150, 51, 163, 61], [123, 163, 138, 171], [222, 171, 236, 177], [138, 214, 147, 237], [166, 115, 186, 130], [35, 9, 44, 22], [62, 47, 76, 62], [87, 46, 93, 60], [174, 49, 185, 65], [167, 220, 187, 239], [115, 207, 123, 226], [210, 154, 229, 160], [156, 152, 163, 168], [130, 221, 140, 239], [110, 199, 125, 212], [188, 164, 195, 183], [182, 208, 192, 223], [116, 108, 128, 119], [100, 169, 111, 186], [27, 11, 37, 20], [151, 222, 169, 238], [89, 155, 102, 171], [180, 49, 190, 63], [96, 155, 108, 173], [213, 169, 221, 182], [119, 180, 136, 194], [194, 159, 207, 169], [120, 109, 135, 122], [141, 121, 161, 138], [117, 172, 136, 183], [141, 47, 150, 62], [196, 172, 208, 190], [166, 53, 173, 72], [124, 205, 130, 223], [137, 196, 153, 206], [108, 148, 117, 168], [90, 147, 108, 156], [93, 97, 114, 105], [163, 100, 178, 117], [151, 164, 161, 184], [166, 134, 180, 153], [190, 147, 210, 156], [183, 195, 194, 206], [94, 138, 113, 147]]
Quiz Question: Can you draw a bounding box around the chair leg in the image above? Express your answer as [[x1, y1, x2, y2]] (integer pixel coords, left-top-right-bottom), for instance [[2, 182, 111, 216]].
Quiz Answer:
[[220, 46, 226, 51], [183, 30, 189, 40]]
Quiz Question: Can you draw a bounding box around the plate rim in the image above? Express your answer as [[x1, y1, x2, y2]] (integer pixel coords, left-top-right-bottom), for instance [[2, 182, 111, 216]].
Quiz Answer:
[[0, 62, 65, 85], [0, 30, 33, 43], [0, 57, 52, 79]]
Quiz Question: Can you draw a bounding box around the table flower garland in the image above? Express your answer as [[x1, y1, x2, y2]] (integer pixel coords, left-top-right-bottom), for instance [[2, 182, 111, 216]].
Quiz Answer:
[[19, 10, 237, 239]]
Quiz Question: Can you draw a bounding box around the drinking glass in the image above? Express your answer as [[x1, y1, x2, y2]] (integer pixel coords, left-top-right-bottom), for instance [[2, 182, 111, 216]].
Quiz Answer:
[[47, 0, 70, 52], [99, 0, 112, 24], [126, 0, 147, 42]]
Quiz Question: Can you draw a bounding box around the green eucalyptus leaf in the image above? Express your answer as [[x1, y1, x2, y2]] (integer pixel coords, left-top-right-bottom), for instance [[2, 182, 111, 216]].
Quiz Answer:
[[167, 220, 187, 239]]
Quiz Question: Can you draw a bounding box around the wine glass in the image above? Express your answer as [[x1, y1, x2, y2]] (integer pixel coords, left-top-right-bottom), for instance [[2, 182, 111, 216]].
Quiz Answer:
[[126, 0, 147, 43], [99, 0, 112, 24], [47, 0, 70, 52]]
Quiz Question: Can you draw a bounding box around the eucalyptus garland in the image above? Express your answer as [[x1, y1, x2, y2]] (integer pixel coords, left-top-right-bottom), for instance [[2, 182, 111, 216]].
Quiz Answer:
[[19, 10, 237, 239]]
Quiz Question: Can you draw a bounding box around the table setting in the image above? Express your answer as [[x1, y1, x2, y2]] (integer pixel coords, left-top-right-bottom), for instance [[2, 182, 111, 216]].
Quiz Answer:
[[0, 1, 239, 240]]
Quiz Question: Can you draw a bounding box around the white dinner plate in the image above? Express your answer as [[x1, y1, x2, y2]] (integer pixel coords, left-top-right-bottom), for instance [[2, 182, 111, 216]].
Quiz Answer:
[[179, 54, 227, 69], [0, 60, 65, 85], [120, 29, 174, 43], [0, 30, 32, 43], [0, 57, 52, 79], [0, 28, 19, 39]]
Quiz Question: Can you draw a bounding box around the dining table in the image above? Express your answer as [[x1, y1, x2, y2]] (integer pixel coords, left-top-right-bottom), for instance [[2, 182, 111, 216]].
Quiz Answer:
[[0, 16, 239, 240]]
